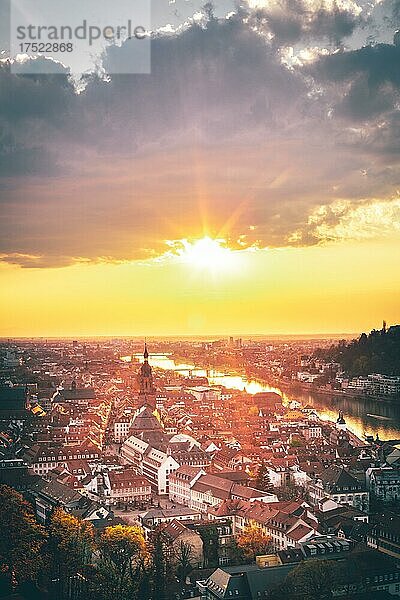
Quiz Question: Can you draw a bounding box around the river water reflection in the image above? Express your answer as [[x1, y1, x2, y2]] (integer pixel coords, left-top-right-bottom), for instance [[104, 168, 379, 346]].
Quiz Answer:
[[127, 353, 400, 441]]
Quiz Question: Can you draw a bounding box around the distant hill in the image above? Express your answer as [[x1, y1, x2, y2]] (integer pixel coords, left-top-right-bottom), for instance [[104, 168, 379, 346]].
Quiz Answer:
[[316, 325, 400, 377]]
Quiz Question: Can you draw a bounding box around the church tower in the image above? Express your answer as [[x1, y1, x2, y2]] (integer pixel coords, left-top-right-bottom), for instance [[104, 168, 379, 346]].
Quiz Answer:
[[336, 410, 347, 431], [137, 343, 156, 409], [128, 343, 164, 440]]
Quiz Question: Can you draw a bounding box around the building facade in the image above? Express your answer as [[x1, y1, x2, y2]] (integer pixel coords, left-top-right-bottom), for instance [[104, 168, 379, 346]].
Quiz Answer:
[[366, 466, 400, 502]]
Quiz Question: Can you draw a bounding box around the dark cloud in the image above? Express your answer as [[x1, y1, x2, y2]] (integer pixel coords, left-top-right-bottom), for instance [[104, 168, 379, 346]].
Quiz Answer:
[[308, 42, 400, 87], [0, 60, 74, 176], [247, 0, 360, 47], [386, 0, 400, 27], [1, 14, 400, 268], [86, 17, 306, 145], [0, 16, 308, 175], [305, 42, 400, 160], [0, 0, 10, 54]]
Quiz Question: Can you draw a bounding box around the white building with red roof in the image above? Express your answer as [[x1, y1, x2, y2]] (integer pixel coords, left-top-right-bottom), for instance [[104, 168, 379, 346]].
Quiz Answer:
[[104, 468, 152, 505]]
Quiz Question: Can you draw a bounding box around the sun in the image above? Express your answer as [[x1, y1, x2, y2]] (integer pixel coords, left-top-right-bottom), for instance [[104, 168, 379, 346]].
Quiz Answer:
[[176, 236, 237, 272]]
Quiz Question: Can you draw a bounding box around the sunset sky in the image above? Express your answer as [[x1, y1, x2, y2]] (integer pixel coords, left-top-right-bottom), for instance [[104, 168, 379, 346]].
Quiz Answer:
[[1, 0, 400, 336]]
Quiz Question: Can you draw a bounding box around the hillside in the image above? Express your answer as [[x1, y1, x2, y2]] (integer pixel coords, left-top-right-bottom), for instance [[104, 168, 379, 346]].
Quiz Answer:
[[316, 325, 400, 377]]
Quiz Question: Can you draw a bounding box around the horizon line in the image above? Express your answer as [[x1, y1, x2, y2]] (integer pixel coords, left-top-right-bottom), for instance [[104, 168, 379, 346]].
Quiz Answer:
[[0, 331, 363, 340]]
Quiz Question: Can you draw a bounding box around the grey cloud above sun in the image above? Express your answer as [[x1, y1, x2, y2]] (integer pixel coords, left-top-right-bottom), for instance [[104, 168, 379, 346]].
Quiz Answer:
[[1, 3, 400, 268]]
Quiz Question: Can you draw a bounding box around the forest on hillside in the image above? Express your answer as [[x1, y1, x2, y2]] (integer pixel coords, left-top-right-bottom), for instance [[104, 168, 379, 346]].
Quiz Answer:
[[316, 325, 400, 377]]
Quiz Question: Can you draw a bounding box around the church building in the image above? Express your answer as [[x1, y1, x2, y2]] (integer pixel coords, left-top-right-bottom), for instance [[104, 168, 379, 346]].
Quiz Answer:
[[121, 344, 210, 494]]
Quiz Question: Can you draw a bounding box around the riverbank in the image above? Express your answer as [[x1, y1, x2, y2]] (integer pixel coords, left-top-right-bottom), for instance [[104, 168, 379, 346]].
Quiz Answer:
[[170, 353, 400, 404], [256, 377, 399, 404], [238, 367, 399, 405], [128, 352, 400, 440]]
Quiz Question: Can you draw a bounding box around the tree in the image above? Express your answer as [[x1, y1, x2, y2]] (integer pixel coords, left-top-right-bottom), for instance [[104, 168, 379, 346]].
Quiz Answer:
[[284, 559, 340, 600], [315, 325, 400, 378], [174, 540, 195, 582], [152, 531, 168, 600], [290, 438, 305, 448], [255, 461, 274, 493], [198, 525, 219, 567], [275, 482, 304, 501], [236, 525, 272, 561], [47, 508, 94, 598], [0, 484, 47, 589], [335, 552, 365, 596], [97, 524, 149, 600]]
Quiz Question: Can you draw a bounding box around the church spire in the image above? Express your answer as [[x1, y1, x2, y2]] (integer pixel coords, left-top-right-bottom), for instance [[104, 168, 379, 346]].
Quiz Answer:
[[137, 340, 155, 409]]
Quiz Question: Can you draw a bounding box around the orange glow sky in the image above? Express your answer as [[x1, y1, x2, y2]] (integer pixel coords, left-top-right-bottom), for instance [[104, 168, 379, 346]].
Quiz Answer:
[[1, 235, 399, 337], [2, 10, 400, 336]]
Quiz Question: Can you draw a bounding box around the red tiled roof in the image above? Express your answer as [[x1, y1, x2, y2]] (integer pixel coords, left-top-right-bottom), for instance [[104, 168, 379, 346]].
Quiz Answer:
[[287, 524, 313, 541], [108, 470, 151, 490]]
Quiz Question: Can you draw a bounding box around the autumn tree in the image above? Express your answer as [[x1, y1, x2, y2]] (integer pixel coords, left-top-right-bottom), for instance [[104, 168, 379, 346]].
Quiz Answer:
[[248, 405, 260, 417], [97, 524, 149, 600], [0, 485, 47, 589], [236, 525, 273, 561], [47, 508, 94, 598]]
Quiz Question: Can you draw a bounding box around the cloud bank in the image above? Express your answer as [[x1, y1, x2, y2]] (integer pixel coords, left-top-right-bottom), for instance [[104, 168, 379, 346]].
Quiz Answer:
[[1, 3, 400, 267]]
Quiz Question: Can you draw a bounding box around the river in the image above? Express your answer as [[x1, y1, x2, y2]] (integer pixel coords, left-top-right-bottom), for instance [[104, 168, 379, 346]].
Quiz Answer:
[[124, 353, 400, 441]]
